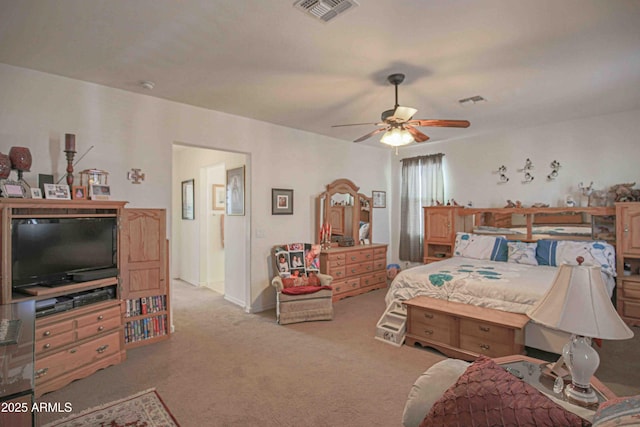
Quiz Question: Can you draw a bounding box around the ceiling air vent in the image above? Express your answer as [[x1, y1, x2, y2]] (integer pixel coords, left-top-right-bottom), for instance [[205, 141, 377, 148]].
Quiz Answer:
[[293, 0, 359, 23]]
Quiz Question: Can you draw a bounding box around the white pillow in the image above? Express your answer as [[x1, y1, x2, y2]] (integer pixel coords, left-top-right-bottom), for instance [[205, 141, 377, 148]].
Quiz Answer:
[[402, 359, 470, 427], [359, 222, 370, 241], [453, 232, 508, 262], [507, 241, 538, 265]]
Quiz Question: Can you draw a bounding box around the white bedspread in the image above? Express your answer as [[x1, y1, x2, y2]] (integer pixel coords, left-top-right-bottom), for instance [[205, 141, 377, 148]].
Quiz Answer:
[[386, 257, 560, 314]]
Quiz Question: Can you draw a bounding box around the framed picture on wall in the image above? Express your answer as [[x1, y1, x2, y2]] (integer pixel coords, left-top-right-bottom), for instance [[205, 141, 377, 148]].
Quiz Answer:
[[272, 188, 293, 215], [226, 166, 245, 216], [372, 190, 386, 208], [213, 184, 225, 211], [182, 179, 195, 220]]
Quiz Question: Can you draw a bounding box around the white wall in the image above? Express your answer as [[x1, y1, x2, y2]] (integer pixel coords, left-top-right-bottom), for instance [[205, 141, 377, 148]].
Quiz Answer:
[[0, 63, 392, 313], [389, 108, 640, 265]]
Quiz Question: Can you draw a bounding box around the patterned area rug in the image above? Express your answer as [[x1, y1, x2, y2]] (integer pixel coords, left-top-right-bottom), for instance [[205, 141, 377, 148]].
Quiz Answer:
[[43, 389, 179, 427]]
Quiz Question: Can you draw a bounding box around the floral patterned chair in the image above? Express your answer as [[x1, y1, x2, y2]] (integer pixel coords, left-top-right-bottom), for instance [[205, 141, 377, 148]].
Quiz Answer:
[[271, 243, 333, 325]]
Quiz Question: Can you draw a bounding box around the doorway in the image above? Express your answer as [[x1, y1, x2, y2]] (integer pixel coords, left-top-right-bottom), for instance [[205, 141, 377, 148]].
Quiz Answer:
[[171, 144, 249, 309]]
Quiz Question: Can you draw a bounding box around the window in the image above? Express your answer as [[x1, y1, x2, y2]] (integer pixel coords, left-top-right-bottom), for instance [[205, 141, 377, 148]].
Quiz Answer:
[[399, 153, 444, 262]]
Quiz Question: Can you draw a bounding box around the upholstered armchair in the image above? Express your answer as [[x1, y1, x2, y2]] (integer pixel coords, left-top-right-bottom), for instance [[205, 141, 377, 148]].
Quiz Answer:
[[271, 243, 334, 325]]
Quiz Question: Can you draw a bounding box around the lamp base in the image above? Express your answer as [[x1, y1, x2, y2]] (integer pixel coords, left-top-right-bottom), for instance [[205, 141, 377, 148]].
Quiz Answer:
[[564, 383, 598, 407]]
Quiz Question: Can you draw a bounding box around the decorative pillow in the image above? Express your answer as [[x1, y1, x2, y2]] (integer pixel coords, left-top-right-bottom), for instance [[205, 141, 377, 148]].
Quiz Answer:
[[454, 232, 508, 262], [535, 239, 616, 277], [402, 359, 470, 427], [592, 395, 640, 427], [280, 285, 331, 295], [359, 221, 370, 241], [420, 356, 590, 427], [281, 274, 320, 289], [507, 241, 538, 265], [275, 243, 321, 278]]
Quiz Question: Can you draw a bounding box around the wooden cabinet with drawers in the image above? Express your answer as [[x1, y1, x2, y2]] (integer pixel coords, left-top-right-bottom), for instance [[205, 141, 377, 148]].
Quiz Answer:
[[404, 296, 528, 361], [616, 202, 640, 326], [320, 244, 387, 301], [0, 200, 170, 396], [34, 300, 125, 396], [423, 206, 472, 264]]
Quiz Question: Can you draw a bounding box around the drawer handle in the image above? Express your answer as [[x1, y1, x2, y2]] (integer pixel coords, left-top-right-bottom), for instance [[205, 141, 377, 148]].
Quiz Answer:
[[351, 269, 357, 274], [43, 343, 51, 349], [35, 368, 49, 378], [336, 271, 343, 277], [43, 330, 51, 337], [364, 279, 369, 285], [423, 313, 434, 319], [98, 315, 104, 320], [479, 326, 490, 332], [350, 256, 356, 261], [479, 344, 491, 351], [424, 329, 434, 335], [97, 344, 109, 354], [98, 326, 105, 331], [366, 254, 371, 259], [69, 348, 77, 354]]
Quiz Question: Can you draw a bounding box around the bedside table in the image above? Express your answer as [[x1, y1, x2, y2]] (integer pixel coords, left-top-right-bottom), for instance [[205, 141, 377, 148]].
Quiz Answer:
[[493, 355, 617, 407]]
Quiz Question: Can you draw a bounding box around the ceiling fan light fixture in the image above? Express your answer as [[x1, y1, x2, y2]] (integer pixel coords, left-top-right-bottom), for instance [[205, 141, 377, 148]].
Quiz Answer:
[[380, 128, 414, 147]]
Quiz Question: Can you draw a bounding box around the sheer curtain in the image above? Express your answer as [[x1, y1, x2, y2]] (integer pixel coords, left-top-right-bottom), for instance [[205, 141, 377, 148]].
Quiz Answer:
[[399, 153, 444, 262]]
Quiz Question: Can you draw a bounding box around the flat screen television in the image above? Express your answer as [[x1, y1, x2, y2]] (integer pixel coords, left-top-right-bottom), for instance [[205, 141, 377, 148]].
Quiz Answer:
[[12, 217, 117, 288]]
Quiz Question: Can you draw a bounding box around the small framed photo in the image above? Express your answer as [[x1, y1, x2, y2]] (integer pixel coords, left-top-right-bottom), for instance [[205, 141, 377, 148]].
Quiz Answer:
[[372, 190, 386, 208], [30, 188, 43, 199], [212, 184, 225, 211], [72, 185, 87, 200], [272, 188, 293, 215], [44, 183, 71, 200], [90, 184, 111, 200], [1, 182, 26, 198]]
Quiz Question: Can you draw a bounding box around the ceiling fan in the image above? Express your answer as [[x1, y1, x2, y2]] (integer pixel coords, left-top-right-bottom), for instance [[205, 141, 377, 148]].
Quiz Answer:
[[332, 73, 470, 147]]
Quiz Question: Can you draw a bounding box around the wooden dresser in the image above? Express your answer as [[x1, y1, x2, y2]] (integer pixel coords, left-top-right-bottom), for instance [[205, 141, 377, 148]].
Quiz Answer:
[[404, 296, 529, 361], [320, 244, 388, 301]]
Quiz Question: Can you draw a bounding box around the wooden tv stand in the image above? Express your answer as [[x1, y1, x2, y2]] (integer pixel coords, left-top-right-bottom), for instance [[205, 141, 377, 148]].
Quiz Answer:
[[0, 199, 170, 396]]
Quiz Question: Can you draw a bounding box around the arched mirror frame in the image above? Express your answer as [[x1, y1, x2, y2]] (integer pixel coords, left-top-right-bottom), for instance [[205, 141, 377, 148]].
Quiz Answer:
[[316, 178, 366, 246]]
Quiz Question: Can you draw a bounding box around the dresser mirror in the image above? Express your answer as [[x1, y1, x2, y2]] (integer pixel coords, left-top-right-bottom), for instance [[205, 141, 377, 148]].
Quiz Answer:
[[316, 179, 370, 245]]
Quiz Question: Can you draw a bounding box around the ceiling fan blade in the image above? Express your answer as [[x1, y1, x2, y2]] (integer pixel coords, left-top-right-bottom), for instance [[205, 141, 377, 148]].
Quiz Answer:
[[392, 106, 418, 121], [353, 128, 386, 143], [405, 125, 430, 143], [331, 122, 380, 128], [408, 119, 470, 128]]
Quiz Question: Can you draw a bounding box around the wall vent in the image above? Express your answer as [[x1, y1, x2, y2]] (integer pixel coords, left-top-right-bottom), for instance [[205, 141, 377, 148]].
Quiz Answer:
[[293, 0, 359, 23]]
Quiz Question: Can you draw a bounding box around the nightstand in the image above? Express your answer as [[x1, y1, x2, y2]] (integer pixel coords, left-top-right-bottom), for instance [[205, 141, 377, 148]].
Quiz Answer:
[[493, 355, 617, 407]]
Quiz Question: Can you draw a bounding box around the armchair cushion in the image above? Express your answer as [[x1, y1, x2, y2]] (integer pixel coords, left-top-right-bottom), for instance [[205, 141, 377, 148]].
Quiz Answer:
[[281, 285, 333, 295]]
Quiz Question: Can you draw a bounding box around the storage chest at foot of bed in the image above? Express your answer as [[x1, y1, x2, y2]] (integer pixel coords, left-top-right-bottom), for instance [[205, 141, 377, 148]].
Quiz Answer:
[[404, 296, 529, 361]]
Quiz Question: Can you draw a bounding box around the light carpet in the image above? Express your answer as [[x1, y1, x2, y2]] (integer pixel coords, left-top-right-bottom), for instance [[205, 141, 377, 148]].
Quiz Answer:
[[42, 388, 179, 427]]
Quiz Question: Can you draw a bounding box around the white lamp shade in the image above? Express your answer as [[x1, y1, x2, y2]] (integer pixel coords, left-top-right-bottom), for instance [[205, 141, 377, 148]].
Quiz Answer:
[[527, 264, 633, 340], [380, 128, 414, 147]]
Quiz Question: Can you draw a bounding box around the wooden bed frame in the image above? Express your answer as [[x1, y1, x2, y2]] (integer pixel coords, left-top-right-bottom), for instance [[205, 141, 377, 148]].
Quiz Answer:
[[409, 206, 617, 358]]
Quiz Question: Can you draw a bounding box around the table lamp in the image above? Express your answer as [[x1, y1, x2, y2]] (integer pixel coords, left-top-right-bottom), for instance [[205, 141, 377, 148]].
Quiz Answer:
[[527, 259, 633, 406]]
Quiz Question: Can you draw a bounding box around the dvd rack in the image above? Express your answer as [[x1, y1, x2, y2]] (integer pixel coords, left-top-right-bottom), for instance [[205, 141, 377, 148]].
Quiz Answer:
[[124, 295, 167, 317], [123, 294, 169, 346], [124, 314, 168, 344]]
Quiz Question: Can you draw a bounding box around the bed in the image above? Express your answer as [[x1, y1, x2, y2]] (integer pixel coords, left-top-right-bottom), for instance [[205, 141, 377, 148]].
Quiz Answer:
[[386, 232, 617, 354]]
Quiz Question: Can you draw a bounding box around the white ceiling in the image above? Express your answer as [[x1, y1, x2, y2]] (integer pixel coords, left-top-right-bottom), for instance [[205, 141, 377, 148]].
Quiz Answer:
[[1, 0, 639, 147]]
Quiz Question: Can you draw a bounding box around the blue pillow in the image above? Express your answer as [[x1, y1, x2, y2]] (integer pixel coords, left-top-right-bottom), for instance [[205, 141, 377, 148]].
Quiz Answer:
[[535, 240, 558, 266]]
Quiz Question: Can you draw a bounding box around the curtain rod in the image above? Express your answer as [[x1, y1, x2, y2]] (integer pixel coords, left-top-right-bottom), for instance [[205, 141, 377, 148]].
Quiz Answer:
[[399, 153, 444, 162]]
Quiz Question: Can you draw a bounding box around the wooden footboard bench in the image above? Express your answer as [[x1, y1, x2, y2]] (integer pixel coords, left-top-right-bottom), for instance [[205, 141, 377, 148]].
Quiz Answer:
[[404, 296, 529, 361]]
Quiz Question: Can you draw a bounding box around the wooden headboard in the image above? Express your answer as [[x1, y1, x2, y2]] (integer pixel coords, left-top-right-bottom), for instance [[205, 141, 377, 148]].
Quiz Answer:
[[467, 206, 615, 242]]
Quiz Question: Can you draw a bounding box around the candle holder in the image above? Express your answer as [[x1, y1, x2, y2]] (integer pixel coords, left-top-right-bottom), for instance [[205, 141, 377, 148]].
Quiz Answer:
[[65, 149, 76, 186]]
